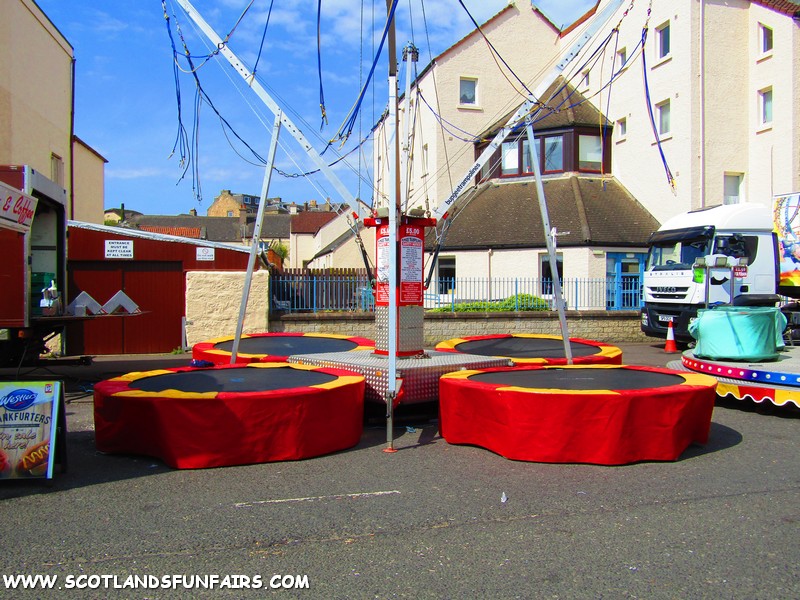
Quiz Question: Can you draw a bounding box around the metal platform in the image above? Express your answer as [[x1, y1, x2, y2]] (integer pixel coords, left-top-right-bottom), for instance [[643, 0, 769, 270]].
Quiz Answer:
[[288, 349, 510, 404], [667, 348, 800, 408]]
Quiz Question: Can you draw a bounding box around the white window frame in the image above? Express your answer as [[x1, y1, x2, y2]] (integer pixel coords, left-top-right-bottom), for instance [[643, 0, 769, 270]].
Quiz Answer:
[[759, 86, 773, 127], [656, 99, 671, 138], [723, 173, 744, 205], [616, 117, 627, 141], [581, 68, 591, 90], [655, 21, 671, 62], [459, 77, 478, 107], [616, 47, 627, 71], [759, 23, 773, 55]]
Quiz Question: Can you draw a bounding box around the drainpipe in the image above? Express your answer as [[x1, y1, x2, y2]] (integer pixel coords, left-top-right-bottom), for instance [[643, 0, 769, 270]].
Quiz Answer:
[[69, 57, 76, 219], [699, 0, 706, 208], [487, 248, 493, 301]]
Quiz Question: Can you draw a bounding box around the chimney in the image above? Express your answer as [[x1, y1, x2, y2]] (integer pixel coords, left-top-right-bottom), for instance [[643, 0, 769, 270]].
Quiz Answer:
[[239, 204, 247, 227], [189, 208, 197, 216], [309, 199, 318, 209], [289, 202, 298, 215]]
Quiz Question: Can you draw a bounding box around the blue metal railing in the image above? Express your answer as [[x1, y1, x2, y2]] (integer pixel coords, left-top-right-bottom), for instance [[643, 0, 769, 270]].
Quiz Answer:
[[270, 275, 642, 313]]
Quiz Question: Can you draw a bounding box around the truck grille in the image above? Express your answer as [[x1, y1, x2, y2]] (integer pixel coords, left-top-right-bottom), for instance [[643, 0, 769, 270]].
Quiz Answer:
[[647, 286, 689, 300]]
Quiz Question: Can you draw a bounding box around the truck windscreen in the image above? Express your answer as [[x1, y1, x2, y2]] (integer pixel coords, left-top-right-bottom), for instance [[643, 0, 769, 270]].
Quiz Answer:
[[646, 226, 714, 271], [647, 237, 712, 271]]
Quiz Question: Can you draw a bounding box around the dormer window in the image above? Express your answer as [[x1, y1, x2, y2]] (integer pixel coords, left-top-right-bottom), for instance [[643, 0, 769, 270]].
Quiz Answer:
[[473, 76, 610, 181], [481, 129, 606, 179], [501, 140, 519, 175], [578, 135, 602, 171], [543, 136, 564, 172]]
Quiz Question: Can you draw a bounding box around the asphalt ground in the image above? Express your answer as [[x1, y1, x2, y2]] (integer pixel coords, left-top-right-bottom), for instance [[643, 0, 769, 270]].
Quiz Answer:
[[0, 342, 798, 599]]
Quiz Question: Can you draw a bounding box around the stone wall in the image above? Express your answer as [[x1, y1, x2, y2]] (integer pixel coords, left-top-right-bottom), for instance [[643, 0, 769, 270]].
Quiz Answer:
[[270, 310, 649, 346], [185, 270, 269, 346]]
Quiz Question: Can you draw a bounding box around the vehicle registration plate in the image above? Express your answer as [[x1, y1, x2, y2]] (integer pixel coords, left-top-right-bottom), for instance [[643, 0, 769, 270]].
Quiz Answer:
[[658, 315, 675, 323]]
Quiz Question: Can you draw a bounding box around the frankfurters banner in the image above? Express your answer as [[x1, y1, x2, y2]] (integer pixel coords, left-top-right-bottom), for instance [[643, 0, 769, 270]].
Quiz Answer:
[[0, 382, 62, 480]]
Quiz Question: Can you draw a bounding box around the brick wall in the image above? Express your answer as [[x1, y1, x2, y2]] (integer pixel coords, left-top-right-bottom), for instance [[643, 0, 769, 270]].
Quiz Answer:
[[270, 310, 649, 346]]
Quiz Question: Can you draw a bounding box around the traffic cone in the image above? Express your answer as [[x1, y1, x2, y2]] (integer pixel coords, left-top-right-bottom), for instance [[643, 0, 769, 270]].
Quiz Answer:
[[664, 321, 679, 353]]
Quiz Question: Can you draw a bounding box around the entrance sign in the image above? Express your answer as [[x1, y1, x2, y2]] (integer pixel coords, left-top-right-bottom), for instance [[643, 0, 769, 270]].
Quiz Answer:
[[0, 381, 63, 480], [105, 240, 134, 259]]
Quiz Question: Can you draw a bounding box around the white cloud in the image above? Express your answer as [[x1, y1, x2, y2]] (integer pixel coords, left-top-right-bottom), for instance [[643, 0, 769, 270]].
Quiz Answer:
[[107, 167, 169, 180]]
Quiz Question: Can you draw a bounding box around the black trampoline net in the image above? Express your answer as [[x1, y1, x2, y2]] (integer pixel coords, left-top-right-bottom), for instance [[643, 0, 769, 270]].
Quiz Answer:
[[130, 367, 338, 393], [468, 368, 686, 391]]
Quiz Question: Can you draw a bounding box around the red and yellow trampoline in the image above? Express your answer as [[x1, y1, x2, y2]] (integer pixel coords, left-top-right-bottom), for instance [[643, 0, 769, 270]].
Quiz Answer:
[[439, 364, 717, 465], [94, 362, 365, 469], [435, 334, 622, 366], [192, 332, 374, 364]]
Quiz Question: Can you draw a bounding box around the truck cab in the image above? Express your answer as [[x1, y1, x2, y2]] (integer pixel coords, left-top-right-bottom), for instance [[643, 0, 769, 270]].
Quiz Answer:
[[0, 165, 68, 365], [641, 203, 780, 342]]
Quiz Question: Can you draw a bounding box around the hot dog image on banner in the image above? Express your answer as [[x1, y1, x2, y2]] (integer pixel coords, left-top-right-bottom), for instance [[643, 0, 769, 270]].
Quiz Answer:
[[0, 382, 61, 479]]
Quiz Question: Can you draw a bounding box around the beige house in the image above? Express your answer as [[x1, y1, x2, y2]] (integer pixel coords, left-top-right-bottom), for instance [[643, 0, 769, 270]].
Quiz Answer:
[[370, 0, 800, 309], [572, 0, 800, 223], [1, 0, 106, 223], [206, 189, 284, 217], [291, 200, 376, 270], [72, 136, 107, 223], [372, 2, 562, 215]]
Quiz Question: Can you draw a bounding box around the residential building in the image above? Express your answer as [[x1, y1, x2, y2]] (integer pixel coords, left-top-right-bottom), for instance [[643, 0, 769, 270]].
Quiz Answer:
[[104, 206, 142, 224], [572, 0, 800, 223], [371, 0, 800, 309], [206, 189, 285, 217], [0, 0, 105, 223], [373, 2, 561, 215], [72, 136, 107, 223], [290, 200, 375, 270]]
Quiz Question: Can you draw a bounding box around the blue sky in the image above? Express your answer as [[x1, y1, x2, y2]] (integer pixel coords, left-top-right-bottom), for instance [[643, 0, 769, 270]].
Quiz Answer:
[[34, 0, 595, 216]]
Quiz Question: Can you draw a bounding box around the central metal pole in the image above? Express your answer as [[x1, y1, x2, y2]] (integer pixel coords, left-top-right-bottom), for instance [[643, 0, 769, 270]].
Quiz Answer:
[[524, 102, 573, 364], [231, 111, 282, 363], [384, 0, 400, 452]]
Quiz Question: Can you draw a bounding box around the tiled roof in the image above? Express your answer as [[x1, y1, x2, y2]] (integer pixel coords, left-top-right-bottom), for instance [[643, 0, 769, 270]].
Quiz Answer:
[[127, 214, 291, 243], [430, 175, 660, 250], [479, 75, 610, 139], [291, 211, 339, 234], [750, 0, 800, 16], [139, 226, 202, 238]]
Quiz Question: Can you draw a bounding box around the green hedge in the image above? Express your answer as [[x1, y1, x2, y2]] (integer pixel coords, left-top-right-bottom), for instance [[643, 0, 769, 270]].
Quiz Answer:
[[427, 293, 553, 313]]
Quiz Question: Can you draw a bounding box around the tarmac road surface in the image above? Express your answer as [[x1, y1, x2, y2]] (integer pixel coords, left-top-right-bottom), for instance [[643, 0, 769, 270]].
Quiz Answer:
[[0, 343, 798, 599]]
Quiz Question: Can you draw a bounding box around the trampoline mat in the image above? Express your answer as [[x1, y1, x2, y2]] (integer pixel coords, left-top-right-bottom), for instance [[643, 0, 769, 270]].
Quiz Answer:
[[129, 367, 337, 393], [468, 368, 687, 391], [454, 337, 604, 359], [214, 336, 361, 355]]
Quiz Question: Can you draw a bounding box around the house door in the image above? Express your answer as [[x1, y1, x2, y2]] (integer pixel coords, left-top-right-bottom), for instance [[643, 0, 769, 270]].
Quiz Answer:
[[606, 253, 644, 309]]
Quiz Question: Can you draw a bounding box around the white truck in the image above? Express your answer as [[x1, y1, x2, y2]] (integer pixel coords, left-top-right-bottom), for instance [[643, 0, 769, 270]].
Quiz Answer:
[[640, 198, 800, 342]]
